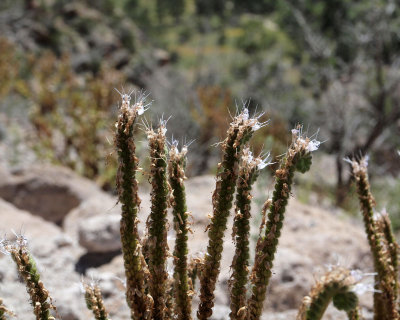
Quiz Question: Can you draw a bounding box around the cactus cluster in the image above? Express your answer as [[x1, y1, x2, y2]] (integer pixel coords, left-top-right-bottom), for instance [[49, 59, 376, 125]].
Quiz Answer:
[[0, 92, 399, 320]]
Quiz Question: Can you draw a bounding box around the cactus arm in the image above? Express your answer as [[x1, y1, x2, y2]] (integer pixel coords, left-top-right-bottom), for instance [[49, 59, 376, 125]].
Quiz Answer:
[[377, 211, 399, 300], [348, 157, 399, 320], [3, 237, 55, 320], [115, 93, 152, 319], [297, 268, 360, 320], [197, 109, 266, 320], [229, 148, 264, 320], [247, 128, 319, 320], [168, 143, 192, 320], [84, 283, 110, 320], [146, 121, 170, 320]]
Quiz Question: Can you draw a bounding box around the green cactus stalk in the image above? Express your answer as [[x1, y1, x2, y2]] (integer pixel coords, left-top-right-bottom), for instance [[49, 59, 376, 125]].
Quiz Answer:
[[347, 157, 399, 320], [83, 282, 110, 320], [115, 91, 152, 319], [247, 127, 320, 320], [168, 142, 192, 320], [229, 148, 270, 320], [146, 120, 170, 320], [197, 109, 267, 320], [297, 267, 360, 320], [2, 236, 55, 320], [376, 210, 399, 300]]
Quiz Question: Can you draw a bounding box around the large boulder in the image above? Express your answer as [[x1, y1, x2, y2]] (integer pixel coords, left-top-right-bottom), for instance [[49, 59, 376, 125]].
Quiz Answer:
[[65, 190, 153, 253], [78, 213, 121, 253], [0, 165, 101, 224]]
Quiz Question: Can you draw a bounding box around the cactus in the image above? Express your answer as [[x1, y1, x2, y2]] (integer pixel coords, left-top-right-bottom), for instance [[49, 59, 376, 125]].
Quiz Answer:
[[83, 282, 110, 320], [247, 127, 319, 320], [146, 120, 170, 320], [229, 147, 270, 320], [168, 141, 192, 320], [2, 93, 400, 320], [1, 236, 55, 320], [115, 91, 152, 319], [297, 267, 361, 320], [347, 157, 400, 320], [197, 109, 268, 320]]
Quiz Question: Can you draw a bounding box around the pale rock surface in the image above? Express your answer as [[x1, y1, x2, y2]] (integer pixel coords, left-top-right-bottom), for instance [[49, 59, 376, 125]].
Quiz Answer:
[[0, 165, 101, 224], [78, 214, 121, 253], [64, 191, 152, 252]]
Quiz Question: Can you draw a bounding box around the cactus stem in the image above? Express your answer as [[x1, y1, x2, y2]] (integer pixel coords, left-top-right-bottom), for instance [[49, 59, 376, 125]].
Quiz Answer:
[[146, 119, 170, 320], [115, 91, 152, 319], [197, 107, 266, 320], [168, 141, 192, 320], [83, 282, 110, 320], [247, 126, 319, 320]]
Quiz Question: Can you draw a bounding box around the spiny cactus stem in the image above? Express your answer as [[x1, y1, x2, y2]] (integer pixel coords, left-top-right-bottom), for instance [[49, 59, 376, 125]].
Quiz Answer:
[[378, 211, 399, 300], [350, 159, 399, 320], [229, 148, 260, 320], [147, 123, 170, 320], [247, 159, 295, 320], [197, 109, 260, 320], [247, 128, 318, 320], [7, 241, 55, 320], [116, 104, 150, 319], [168, 145, 192, 320], [297, 268, 359, 320], [84, 283, 110, 320]]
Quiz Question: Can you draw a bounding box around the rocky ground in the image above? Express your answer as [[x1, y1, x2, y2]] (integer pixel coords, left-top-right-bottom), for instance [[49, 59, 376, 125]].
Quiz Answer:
[[0, 164, 374, 320]]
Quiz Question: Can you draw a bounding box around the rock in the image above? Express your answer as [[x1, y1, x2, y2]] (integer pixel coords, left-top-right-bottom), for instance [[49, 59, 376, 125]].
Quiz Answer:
[[0, 165, 101, 224], [64, 193, 121, 241], [0, 198, 71, 255], [64, 190, 152, 250], [78, 214, 121, 253]]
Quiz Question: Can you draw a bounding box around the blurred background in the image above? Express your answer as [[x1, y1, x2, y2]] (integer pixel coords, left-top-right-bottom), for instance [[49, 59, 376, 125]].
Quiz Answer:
[[0, 0, 399, 227]]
